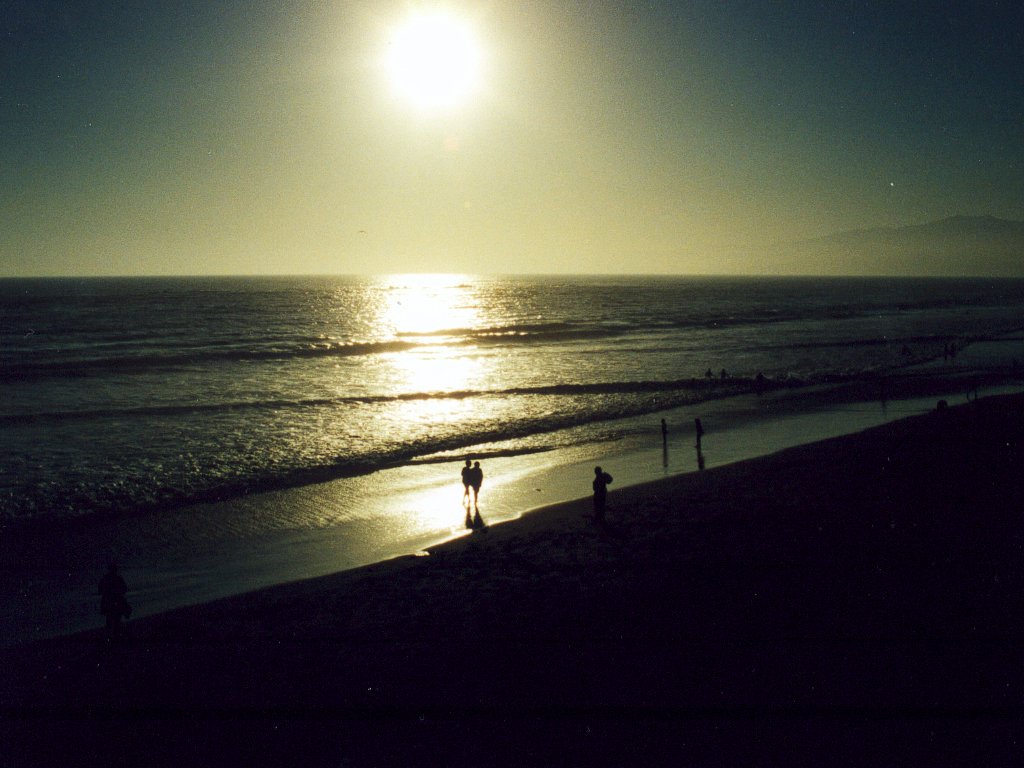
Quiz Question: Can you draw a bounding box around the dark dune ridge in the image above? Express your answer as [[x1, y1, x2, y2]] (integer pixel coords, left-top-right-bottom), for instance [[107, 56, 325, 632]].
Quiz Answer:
[[2, 392, 1022, 766]]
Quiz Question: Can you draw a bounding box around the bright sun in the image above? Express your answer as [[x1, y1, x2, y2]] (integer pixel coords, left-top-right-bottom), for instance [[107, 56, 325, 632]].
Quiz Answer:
[[386, 10, 482, 110]]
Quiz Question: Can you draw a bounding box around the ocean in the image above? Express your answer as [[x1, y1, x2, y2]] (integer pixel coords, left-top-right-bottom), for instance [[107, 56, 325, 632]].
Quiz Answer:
[[4, 274, 1024, 527], [4, 274, 1024, 644]]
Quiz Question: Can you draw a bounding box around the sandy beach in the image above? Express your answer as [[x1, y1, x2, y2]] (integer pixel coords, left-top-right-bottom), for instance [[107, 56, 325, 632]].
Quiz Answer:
[[2, 390, 1022, 766], [6, 364, 1020, 651], [7, 0, 1024, 762]]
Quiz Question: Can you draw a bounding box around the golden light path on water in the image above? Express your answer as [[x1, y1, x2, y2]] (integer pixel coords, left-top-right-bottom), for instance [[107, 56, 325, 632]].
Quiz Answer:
[[376, 273, 480, 337], [371, 274, 501, 531]]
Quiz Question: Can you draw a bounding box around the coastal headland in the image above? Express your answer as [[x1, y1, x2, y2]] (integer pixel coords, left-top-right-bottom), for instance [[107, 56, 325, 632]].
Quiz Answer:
[[2, 393, 1022, 766]]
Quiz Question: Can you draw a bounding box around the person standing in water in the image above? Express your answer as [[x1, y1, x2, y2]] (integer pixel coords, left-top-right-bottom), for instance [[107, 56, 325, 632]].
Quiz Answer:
[[592, 466, 613, 523]]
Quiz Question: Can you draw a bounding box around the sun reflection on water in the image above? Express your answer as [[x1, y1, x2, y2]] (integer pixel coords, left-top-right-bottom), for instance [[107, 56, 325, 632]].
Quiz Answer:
[[393, 474, 473, 538], [373, 274, 494, 404], [377, 273, 480, 337]]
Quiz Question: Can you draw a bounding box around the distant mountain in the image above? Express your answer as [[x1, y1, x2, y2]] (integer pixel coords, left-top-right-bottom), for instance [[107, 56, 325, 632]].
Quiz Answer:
[[768, 216, 1024, 276]]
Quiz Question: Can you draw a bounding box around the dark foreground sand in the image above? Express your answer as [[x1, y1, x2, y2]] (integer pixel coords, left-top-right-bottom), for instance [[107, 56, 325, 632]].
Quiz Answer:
[[3, 393, 1022, 767]]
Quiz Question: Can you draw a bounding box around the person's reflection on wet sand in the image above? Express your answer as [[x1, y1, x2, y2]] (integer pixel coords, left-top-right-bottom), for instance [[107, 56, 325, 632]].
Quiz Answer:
[[472, 509, 486, 531]]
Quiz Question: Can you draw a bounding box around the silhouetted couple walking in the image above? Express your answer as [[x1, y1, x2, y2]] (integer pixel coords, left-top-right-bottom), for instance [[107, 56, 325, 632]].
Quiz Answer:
[[461, 459, 483, 509], [461, 459, 485, 530]]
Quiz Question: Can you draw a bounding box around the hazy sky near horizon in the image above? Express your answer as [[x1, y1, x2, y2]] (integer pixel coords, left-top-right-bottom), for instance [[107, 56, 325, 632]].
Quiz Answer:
[[3, 1, 1023, 276]]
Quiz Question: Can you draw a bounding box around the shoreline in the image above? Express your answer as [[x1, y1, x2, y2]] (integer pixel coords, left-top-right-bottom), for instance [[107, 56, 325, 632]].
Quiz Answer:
[[3, 391, 1023, 765], [2, 367, 1022, 648]]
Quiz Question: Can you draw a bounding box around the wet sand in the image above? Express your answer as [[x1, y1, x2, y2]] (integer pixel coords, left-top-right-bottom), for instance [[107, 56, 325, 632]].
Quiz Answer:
[[6, 375, 1016, 650], [2, 392, 1023, 766]]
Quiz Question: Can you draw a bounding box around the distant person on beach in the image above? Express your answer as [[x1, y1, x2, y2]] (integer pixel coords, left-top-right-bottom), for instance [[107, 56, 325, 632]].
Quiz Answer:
[[469, 461, 483, 509], [661, 419, 669, 467], [694, 417, 705, 445], [754, 371, 766, 394], [460, 459, 473, 506], [592, 466, 613, 522], [98, 563, 130, 639]]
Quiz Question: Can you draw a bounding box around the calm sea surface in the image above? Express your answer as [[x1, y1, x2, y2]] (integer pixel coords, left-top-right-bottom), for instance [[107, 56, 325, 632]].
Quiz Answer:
[[3, 275, 1023, 526]]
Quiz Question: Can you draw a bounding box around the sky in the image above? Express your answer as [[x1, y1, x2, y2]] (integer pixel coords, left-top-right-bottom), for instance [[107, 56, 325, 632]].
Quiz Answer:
[[2, 0, 1022, 276]]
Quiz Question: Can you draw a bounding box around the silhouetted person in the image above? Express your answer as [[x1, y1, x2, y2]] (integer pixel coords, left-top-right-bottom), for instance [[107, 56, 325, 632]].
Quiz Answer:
[[705, 368, 713, 379], [720, 368, 728, 380], [694, 417, 704, 446], [754, 371, 766, 394], [695, 442, 706, 471], [469, 461, 483, 509], [460, 459, 473, 506], [592, 466, 613, 522], [98, 563, 130, 640], [661, 419, 669, 467]]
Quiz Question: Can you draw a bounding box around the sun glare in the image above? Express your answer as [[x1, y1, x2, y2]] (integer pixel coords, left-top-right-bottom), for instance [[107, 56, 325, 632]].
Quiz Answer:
[[386, 10, 482, 110], [376, 274, 486, 395], [378, 273, 476, 337]]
